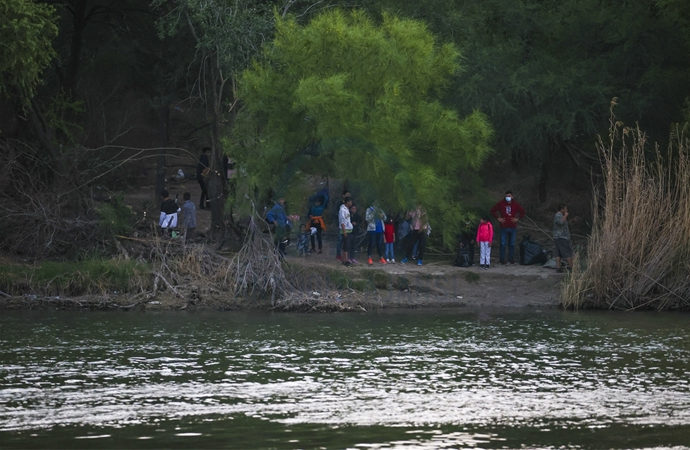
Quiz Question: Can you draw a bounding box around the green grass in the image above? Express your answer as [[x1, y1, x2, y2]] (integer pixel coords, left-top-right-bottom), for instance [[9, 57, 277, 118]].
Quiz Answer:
[[0, 258, 150, 296]]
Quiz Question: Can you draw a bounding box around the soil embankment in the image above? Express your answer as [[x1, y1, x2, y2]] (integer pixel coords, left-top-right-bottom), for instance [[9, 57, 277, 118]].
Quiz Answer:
[[289, 253, 563, 310], [1, 251, 563, 311]]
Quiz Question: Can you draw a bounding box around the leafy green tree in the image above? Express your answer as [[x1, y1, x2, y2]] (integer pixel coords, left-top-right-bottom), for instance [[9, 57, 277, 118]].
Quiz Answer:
[[0, 0, 57, 103], [235, 9, 492, 247]]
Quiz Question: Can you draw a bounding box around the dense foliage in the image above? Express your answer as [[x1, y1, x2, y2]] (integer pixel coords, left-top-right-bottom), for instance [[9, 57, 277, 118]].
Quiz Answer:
[[1, 0, 689, 257], [234, 10, 492, 246], [0, 0, 57, 103], [371, 0, 690, 200]]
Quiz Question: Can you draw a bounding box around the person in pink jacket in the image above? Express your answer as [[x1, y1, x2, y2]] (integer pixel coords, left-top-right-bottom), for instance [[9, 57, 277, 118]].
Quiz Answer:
[[475, 216, 494, 269]]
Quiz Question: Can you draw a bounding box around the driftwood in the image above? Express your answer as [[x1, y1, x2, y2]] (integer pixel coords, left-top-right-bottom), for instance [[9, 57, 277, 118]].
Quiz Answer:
[[228, 207, 294, 306]]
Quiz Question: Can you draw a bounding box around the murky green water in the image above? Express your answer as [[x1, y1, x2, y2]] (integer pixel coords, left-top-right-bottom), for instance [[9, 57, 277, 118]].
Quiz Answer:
[[0, 309, 689, 449]]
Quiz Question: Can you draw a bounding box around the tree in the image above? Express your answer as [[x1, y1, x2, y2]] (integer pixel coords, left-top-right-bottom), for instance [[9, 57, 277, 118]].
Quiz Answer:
[[0, 0, 57, 103], [153, 0, 277, 237], [234, 9, 492, 247]]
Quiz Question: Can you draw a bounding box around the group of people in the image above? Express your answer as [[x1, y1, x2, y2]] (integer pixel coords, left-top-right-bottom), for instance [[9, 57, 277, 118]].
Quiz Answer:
[[266, 188, 574, 272], [478, 190, 573, 270], [334, 194, 430, 267], [158, 189, 197, 241], [157, 146, 239, 242]]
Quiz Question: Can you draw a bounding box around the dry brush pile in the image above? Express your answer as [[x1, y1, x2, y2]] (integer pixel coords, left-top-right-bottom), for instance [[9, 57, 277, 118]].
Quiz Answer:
[[562, 114, 690, 311], [119, 211, 370, 311]]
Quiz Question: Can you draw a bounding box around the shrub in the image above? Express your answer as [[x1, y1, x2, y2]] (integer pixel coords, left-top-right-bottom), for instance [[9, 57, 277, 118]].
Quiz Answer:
[[96, 196, 134, 237]]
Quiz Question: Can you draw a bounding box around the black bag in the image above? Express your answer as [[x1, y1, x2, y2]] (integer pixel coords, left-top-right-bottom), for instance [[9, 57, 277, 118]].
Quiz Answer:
[[455, 249, 472, 267], [454, 233, 475, 267], [519, 235, 548, 265]]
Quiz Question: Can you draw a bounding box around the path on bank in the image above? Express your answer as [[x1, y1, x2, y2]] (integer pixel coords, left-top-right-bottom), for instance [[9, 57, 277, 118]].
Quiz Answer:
[[285, 247, 564, 310]]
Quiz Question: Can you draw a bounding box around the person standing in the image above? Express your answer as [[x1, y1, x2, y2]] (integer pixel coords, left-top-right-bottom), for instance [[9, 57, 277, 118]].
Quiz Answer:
[[401, 204, 428, 266], [308, 197, 326, 254], [475, 216, 494, 269], [181, 191, 197, 242], [266, 197, 290, 257], [349, 203, 362, 264], [365, 203, 387, 265], [397, 216, 411, 261], [335, 190, 351, 261], [196, 147, 210, 209], [339, 197, 354, 266], [553, 203, 574, 272], [384, 217, 396, 263], [490, 190, 525, 264]]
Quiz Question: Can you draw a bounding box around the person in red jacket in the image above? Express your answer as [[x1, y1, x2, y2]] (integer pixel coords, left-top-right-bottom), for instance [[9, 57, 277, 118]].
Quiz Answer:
[[475, 216, 494, 269], [384, 217, 396, 263], [490, 190, 525, 264]]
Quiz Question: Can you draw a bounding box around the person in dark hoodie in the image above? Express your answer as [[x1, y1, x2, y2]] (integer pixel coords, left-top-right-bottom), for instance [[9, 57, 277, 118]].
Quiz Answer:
[[196, 147, 210, 209], [490, 190, 526, 264]]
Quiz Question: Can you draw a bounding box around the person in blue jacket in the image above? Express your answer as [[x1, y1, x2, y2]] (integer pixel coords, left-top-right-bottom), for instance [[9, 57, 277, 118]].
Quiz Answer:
[[308, 196, 326, 254], [266, 198, 290, 256]]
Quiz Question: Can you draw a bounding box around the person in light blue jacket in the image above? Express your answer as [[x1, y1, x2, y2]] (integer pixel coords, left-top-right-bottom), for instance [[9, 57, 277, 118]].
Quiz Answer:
[[365, 204, 387, 265]]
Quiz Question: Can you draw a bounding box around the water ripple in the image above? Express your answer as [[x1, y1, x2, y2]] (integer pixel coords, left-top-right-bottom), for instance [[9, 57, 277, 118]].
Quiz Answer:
[[0, 310, 689, 444]]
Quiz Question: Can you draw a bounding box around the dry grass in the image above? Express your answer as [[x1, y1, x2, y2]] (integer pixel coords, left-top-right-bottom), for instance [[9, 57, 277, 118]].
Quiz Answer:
[[562, 106, 690, 310]]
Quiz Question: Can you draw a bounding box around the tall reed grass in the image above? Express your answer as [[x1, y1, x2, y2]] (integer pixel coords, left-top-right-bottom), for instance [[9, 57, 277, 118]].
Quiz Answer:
[[562, 113, 690, 310]]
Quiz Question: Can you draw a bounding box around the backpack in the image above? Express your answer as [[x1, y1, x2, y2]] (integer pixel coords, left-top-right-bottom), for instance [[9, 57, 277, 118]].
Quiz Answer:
[[519, 235, 548, 265], [453, 233, 475, 267]]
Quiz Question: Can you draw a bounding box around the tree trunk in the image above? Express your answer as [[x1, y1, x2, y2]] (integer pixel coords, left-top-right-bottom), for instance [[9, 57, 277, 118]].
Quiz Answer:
[[155, 104, 169, 200], [207, 60, 227, 241], [65, 0, 88, 95]]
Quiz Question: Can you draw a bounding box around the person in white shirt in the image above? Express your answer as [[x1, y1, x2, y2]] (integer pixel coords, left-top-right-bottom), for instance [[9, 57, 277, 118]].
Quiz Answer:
[[339, 197, 354, 266]]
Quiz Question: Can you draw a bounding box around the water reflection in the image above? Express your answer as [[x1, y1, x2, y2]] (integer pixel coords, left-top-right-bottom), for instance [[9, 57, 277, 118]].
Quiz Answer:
[[0, 310, 689, 448]]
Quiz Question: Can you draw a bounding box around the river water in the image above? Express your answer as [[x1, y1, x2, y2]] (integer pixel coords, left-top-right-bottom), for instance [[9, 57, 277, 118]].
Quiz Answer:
[[0, 309, 688, 449]]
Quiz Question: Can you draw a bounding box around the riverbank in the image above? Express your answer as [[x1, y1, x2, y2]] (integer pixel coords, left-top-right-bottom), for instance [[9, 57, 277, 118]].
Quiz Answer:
[[0, 248, 564, 312], [285, 252, 563, 310]]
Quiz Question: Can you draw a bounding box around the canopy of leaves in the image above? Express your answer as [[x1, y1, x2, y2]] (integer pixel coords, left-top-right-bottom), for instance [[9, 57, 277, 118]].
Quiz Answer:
[[234, 9, 492, 247], [0, 0, 57, 102], [153, 0, 275, 92]]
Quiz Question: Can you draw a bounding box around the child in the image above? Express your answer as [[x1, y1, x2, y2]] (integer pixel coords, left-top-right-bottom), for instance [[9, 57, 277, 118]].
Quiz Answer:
[[181, 192, 197, 242], [159, 189, 180, 237], [475, 216, 494, 269], [296, 223, 310, 256], [384, 217, 396, 263]]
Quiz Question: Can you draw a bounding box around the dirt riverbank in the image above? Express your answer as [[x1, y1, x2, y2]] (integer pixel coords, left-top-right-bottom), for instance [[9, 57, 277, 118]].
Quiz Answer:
[[0, 252, 564, 312], [1, 173, 565, 312], [287, 251, 563, 310]]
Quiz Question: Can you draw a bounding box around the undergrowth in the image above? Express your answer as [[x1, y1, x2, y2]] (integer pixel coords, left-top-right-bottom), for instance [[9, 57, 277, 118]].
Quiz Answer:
[[0, 258, 150, 296]]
